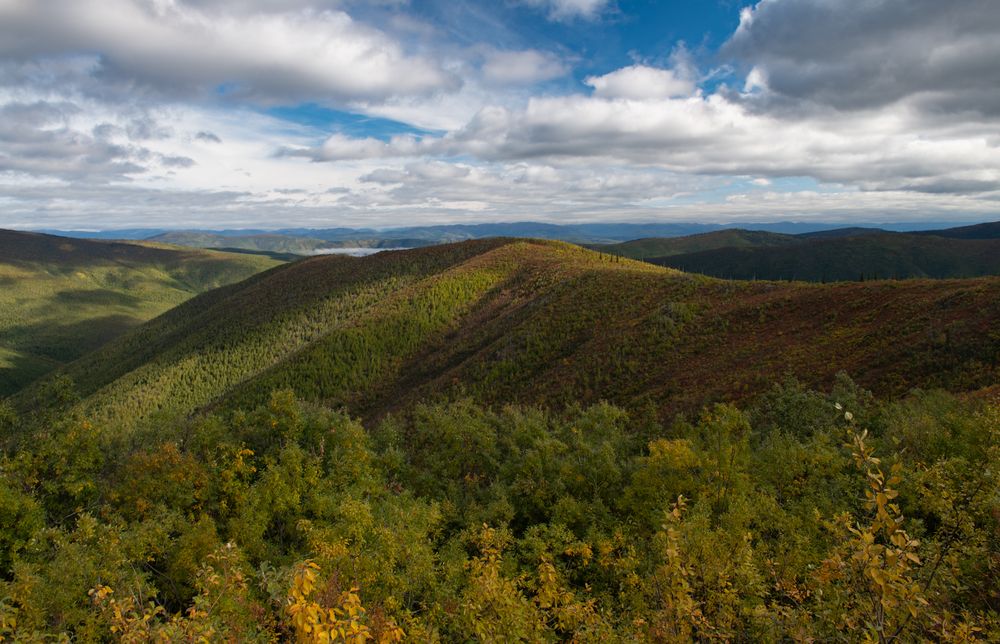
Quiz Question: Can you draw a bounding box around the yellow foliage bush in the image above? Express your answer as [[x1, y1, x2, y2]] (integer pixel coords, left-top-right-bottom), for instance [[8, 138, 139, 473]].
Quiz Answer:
[[286, 560, 403, 644]]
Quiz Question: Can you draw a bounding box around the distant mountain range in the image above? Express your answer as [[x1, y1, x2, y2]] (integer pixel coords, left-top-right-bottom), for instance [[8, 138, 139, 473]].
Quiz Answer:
[[36, 219, 982, 248], [144, 231, 437, 255]]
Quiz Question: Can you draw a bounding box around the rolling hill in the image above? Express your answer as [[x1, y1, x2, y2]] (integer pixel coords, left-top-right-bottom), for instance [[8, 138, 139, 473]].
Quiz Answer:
[[590, 222, 1000, 281], [796, 226, 889, 239], [0, 229, 282, 396], [147, 231, 334, 255], [146, 231, 432, 255], [591, 229, 799, 259], [648, 232, 1000, 281], [913, 220, 1000, 239], [15, 237, 1000, 428]]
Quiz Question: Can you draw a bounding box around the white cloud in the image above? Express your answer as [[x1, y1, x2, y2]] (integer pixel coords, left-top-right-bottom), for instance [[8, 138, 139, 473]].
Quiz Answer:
[[723, 0, 1000, 118], [518, 0, 611, 21], [585, 65, 695, 100], [0, 0, 458, 104], [312, 134, 396, 161], [742, 66, 767, 93], [447, 91, 1000, 193], [300, 62, 1000, 196], [2, 0, 1000, 230], [481, 50, 568, 86], [4, 157, 994, 230]]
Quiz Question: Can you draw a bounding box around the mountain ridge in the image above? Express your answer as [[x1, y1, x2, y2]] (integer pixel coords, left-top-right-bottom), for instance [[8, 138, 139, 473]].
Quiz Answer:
[[15, 237, 1000, 429]]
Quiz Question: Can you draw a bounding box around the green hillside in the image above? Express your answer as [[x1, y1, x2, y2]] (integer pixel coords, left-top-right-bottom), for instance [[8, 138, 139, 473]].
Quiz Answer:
[[591, 228, 798, 259], [16, 238, 1000, 430], [0, 230, 282, 396], [650, 232, 1000, 281]]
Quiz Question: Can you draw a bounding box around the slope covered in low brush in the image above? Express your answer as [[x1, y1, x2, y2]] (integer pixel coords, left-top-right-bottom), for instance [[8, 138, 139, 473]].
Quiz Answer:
[[0, 229, 282, 396], [650, 232, 1000, 281], [15, 238, 1000, 429]]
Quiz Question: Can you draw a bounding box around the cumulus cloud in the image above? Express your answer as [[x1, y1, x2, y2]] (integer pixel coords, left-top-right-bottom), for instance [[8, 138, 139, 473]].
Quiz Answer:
[[2, 0, 999, 229], [518, 0, 612, 21], [0, 100, 192, 181], [0, 0, 458, 104], [280, 133, 429, 161], [723, 0, 1000, 118], [447, 92, 1000, 192], [294, 1, 1000, 197], [585, 65, 695, 100], [195, 131, 222, 143], [4, 167, 995, 231], [481, 50, 568, 86], [299, 75, 1000, 196]]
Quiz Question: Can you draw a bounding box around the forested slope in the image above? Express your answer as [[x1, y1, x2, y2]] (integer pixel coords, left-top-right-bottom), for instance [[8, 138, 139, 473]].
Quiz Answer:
[[16, 238, 1000, 428], [591, 229, 798, 259]]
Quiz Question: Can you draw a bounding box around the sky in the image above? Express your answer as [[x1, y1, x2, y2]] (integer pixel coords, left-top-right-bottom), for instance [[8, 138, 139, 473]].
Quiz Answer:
[[1, 0, 999, 230]]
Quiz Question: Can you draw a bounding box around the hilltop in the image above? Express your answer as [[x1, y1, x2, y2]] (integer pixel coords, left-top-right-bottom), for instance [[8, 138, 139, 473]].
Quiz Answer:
[[17, 237, 1000, 427], [0, 229, 282, 395], [591, 229, 799, 259]]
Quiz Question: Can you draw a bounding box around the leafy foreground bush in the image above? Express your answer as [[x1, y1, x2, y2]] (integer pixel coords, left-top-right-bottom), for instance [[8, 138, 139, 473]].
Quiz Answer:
[[0, 378, 997, 641]]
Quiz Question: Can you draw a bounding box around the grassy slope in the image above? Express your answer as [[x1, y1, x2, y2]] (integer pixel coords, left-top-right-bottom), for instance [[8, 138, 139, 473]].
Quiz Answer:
[[0, 229, 282, 396], [649, 232, 1000, 281], [591, 229, 798, 259], [17, 238, 1000, 428]]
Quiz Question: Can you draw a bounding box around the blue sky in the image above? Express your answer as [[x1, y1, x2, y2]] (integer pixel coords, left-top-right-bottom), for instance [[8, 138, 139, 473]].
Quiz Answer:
[[0, 0, 998, 229], [271, 0, 743, 134]]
